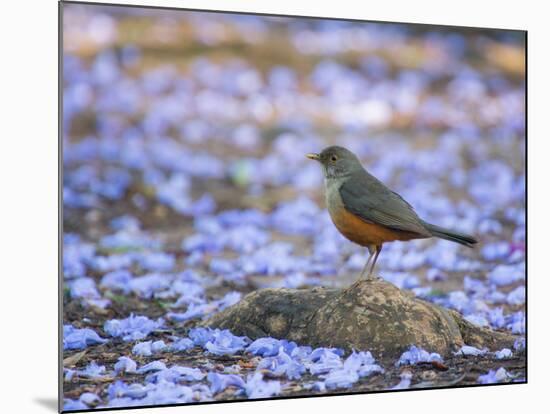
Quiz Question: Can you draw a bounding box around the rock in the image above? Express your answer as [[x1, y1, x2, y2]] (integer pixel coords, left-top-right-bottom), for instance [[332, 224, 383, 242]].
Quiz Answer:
[[203, 278, 517, 358]]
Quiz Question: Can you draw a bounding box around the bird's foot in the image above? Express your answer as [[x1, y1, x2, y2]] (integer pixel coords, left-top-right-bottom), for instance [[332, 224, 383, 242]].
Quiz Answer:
[[365, 274, 382, 282]]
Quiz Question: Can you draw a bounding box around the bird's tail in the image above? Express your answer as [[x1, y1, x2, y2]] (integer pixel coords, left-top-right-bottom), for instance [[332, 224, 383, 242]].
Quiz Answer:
[[422, 222, 478, 248]]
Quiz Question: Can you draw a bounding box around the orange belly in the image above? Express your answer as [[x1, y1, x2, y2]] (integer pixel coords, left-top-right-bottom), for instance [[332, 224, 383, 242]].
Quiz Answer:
[[329, 206, 421, 246]]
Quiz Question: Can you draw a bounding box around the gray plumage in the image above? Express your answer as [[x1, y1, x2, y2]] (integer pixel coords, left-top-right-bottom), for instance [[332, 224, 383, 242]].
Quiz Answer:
[[339, 171, 431, 237]]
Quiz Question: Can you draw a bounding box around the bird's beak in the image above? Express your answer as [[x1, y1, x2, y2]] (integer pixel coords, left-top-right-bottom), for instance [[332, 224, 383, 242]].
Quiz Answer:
[[306, 153, 320, 161]]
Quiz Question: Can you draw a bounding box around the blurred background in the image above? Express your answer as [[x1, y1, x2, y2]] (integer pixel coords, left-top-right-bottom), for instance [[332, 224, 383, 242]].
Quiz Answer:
[[63, 4, 525, 336]]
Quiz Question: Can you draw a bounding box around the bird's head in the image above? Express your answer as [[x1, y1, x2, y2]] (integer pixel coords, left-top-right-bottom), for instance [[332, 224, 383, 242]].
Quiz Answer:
[[306, 146, 363, 179]]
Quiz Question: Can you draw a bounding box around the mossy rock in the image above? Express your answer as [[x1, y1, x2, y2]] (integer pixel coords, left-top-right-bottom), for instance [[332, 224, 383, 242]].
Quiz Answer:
[[203, 278, 516, 358]]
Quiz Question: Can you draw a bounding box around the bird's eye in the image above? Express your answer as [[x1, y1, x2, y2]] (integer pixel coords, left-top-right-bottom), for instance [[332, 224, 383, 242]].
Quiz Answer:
[[330, 155, 338, 162]]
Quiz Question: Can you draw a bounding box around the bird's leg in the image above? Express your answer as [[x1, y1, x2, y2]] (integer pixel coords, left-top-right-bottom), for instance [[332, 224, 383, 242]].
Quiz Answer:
[[367, 244, 383, 280], [359, 255, 373, 280], [359, 245, 376, 280]]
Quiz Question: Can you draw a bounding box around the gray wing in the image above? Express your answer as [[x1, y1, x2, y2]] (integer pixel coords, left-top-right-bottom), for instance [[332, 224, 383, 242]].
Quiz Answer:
[[338, 171, 430, 236]]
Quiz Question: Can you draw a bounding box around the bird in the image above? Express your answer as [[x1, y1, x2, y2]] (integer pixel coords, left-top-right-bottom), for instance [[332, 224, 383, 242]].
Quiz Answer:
[[306, 146, 478, 280]]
